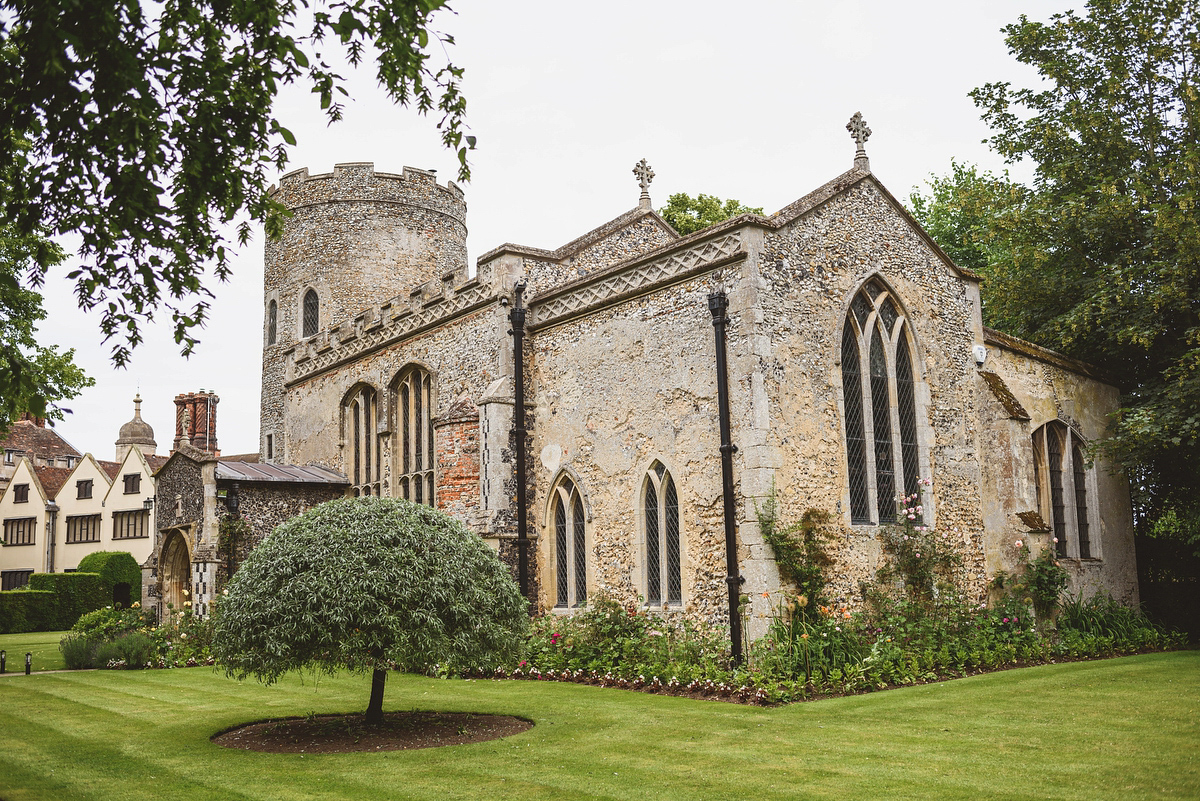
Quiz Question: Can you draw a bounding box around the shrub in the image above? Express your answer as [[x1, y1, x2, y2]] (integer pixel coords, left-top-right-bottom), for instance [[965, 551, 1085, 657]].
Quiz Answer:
[[71, 604, 149, 640], [875, 481, 962, 608], [991, 539, 1069, 618], [0, 589, 55, 634], [76, 551, 142, 607], [28, 572, 106, 629], [95, 631, 156, 669], [756, 488, 835, 617], [60, 632, 103, 669]]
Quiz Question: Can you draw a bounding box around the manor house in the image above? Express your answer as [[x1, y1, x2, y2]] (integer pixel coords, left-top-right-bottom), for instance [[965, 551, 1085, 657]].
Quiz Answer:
[[248, 117, 1136, 632]]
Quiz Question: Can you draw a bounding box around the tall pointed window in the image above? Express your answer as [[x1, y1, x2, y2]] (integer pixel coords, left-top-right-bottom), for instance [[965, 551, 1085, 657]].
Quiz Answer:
[[644, 461, 681, 607], [1032, 421, 1093, 559], [267, 300, 277, 345], [550, 476, 587, 608], [392, 367, 435, 506], [302, 289, 319, 337], [840, 280, 922, 524], [344, 385, 381, 497]]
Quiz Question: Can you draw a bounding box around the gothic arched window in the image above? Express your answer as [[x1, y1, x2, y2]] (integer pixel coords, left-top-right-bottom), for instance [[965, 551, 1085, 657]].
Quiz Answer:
[[302, 289, 319, 337], [643, 461, 681, 607], [392, 367, 435, 506], [267, 299, 277, 345], [550, 475, 587, 608], [1032, 421, 1093, 558], [343, 384, 381, 497], [840, 279, 922, 525]]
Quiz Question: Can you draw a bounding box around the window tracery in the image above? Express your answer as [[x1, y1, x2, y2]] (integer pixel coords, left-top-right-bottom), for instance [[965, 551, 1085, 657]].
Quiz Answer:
[[840, 279, 922, 524], [392, 367, 435, 506]]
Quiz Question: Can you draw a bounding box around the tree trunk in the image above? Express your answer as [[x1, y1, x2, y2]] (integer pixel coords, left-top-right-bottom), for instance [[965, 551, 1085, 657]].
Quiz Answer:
[[365, 667, 387, 725]]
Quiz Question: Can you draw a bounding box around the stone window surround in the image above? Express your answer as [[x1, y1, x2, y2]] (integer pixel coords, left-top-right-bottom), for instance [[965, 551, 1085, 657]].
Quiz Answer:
[[340, 381, 382, 497], [545, 469, 591, 611], [267, 298, 278, 346], [389, 364, 437, 507], [1031, 419, 1100, 561], [638, 459, 685, 610], [835, 274, 934, 527], [299, 285, 323, 339]]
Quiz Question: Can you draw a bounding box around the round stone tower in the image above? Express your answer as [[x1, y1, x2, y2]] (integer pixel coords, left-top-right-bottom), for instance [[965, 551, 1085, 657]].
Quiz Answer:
[[259, 162, 468, 463]]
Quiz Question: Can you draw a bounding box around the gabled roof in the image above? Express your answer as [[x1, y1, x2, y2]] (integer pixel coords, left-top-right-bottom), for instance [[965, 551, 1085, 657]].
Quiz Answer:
[[1, 419, 81, 459], [32, 465, 72, 500], [477, 207, 679, 264], [215, 461, 347, 485], [146, 454, 170, 472], [96, 460, 123, 481]]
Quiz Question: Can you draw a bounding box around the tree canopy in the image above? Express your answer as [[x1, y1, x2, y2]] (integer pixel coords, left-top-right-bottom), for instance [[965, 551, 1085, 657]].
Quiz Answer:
[[213, 497, 528, 723], [658, 193, 763, 236], [911, 0, 1200, 550], [0, 1, 471, 365], [0, 209, 92, 433]]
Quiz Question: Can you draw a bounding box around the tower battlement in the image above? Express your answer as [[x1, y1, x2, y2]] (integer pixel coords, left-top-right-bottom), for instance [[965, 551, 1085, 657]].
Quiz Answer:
[[270, 162, 466, 225]]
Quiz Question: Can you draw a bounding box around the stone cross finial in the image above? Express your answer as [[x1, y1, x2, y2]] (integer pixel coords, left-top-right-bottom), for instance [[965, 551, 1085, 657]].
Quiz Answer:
[[633, 158, 655, 210], [846, 112, 872, 171]]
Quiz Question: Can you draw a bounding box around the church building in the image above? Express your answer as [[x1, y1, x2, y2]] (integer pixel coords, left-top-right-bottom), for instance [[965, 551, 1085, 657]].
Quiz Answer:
[[255, 117, 1137, 633]]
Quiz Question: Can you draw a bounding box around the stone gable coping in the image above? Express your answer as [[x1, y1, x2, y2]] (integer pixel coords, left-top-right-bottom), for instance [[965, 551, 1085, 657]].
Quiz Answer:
[[979, 371, 1032, 421], [527, 230, 746, 331], [983, 327, 1113, 384], [770, 168, 981, 283], [476, 207, 679, 266]]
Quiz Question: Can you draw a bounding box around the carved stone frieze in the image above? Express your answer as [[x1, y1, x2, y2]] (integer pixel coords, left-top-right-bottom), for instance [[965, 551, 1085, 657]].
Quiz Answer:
[[528, 233, 744, 330]]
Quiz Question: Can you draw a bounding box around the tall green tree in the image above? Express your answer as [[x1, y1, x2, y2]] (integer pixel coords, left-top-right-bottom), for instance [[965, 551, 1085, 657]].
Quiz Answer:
[[0, 219, 92, 434], [915, 0, 1200, 550], [0, 1, 472, 365], [658, 193, 763, 235]]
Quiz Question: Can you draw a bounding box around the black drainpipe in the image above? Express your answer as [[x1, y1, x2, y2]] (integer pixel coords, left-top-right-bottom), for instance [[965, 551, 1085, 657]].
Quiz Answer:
[[509, 283, 530, 600], [708, 290, 743, 665]]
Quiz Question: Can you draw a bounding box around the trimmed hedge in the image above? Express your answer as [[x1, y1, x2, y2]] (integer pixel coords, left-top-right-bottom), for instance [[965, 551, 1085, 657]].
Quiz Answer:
[[76, 551, 142, 606], [29, 572, 106, 630], [0, 589, 55, 634]]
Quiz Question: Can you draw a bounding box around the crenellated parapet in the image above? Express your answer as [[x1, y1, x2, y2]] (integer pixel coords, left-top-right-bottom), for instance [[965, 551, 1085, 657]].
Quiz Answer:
[[283, 261, 500, 385], [270, 162, 466, 226]]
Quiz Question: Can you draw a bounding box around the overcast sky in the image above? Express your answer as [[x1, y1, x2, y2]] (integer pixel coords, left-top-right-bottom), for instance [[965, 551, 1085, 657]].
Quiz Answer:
[[38, 0, 1067, 460]]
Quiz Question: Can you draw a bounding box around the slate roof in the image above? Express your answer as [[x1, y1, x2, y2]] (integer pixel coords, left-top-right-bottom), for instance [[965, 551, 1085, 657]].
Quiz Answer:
[[215, 460, 348, 485]]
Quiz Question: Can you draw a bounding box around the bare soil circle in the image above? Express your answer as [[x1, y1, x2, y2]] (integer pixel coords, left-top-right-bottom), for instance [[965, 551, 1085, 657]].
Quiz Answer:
[[212, 711, 533, 753]]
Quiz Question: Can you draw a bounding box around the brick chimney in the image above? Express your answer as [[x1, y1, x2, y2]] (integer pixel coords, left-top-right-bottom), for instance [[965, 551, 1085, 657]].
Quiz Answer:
[[172, 390, 220, 455]]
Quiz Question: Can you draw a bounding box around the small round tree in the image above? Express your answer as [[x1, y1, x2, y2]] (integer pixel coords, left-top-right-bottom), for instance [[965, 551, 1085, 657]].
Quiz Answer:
[[213, 497, 528, 723]]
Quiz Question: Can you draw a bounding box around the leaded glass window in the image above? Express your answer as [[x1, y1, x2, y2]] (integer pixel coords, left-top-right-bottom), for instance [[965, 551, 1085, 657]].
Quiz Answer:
[[267, 300, 277, 345], [344, 385, 381, 497], [644, 461, 682, 606], [1032, 421, 1094, 559], [840, 281, 923, 525], [302, 289, 319, 337], [392, 367, 435, 507], [551, 476, 587, 608]]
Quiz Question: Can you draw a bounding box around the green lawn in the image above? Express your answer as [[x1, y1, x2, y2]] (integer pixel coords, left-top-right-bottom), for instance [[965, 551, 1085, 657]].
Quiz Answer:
[[0, 630, 68, 673], [0, 651, 1197, 800]]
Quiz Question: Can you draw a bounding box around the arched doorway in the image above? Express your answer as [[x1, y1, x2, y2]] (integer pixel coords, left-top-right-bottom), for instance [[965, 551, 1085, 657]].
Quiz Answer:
[[160, 530, 191, 613]]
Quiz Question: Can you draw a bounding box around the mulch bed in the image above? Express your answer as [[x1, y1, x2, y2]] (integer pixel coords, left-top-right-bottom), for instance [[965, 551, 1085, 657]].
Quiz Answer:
[[212, 711, 532, 753]]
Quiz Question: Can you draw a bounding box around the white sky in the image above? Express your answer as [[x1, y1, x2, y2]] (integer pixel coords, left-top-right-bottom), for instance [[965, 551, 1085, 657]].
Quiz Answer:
[[37, 0, 1065, 460]]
